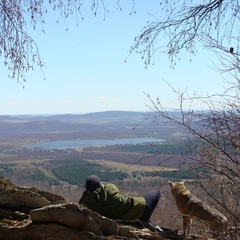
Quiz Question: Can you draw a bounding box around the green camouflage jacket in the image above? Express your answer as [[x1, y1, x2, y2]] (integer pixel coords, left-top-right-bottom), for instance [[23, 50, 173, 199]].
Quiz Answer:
[[79, 183, 146, 220]]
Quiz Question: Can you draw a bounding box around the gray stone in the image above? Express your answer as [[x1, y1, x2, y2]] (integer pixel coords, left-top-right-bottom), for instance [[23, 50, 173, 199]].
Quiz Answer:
[[0, 177, 210, 240]]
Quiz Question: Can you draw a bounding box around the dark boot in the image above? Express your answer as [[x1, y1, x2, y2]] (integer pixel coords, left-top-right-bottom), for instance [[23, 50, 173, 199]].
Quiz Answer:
[[141, 220, 156, 232], [155, 225, 178, 237], [142, 220, 178, 237]]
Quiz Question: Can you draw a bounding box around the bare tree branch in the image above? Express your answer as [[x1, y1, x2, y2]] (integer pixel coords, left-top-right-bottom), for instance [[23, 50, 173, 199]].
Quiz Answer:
[[131, 0, 239, 69], [0, 0, 110, 83]]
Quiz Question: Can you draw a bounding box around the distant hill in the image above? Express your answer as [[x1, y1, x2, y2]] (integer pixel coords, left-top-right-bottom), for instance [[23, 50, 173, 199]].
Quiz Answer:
[[0, 111, 149, 138], [41, 111, 148, 124], [0, 111, 195, 141], [0, 111, 148, 123]]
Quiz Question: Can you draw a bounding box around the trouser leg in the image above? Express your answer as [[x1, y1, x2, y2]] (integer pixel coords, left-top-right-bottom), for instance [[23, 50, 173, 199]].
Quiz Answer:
[[140, 189, 160, 222]]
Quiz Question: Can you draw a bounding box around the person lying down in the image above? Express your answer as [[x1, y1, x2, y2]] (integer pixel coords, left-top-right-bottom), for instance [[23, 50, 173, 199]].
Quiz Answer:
[[79, 175, 178, 237]]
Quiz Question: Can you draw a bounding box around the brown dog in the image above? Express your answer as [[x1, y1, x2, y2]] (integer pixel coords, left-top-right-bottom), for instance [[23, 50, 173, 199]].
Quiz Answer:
[[169, 181, 227, 237]]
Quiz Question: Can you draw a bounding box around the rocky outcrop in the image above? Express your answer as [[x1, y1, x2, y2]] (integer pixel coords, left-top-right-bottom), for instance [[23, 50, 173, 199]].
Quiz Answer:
[[0, 177, 164, 240], [0, 177, 211, 240]]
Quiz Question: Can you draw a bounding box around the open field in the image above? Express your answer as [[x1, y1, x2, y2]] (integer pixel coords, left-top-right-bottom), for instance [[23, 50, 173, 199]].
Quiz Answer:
[[86, 159, 177, 172]]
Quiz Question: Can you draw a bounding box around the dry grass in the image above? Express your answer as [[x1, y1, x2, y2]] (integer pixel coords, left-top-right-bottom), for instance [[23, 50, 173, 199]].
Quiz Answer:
[[86, 159, 177, 173]]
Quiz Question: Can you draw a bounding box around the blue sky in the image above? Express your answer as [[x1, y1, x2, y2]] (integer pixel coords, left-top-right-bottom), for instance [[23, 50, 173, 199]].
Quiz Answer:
[[0, 1, 226, 115]]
